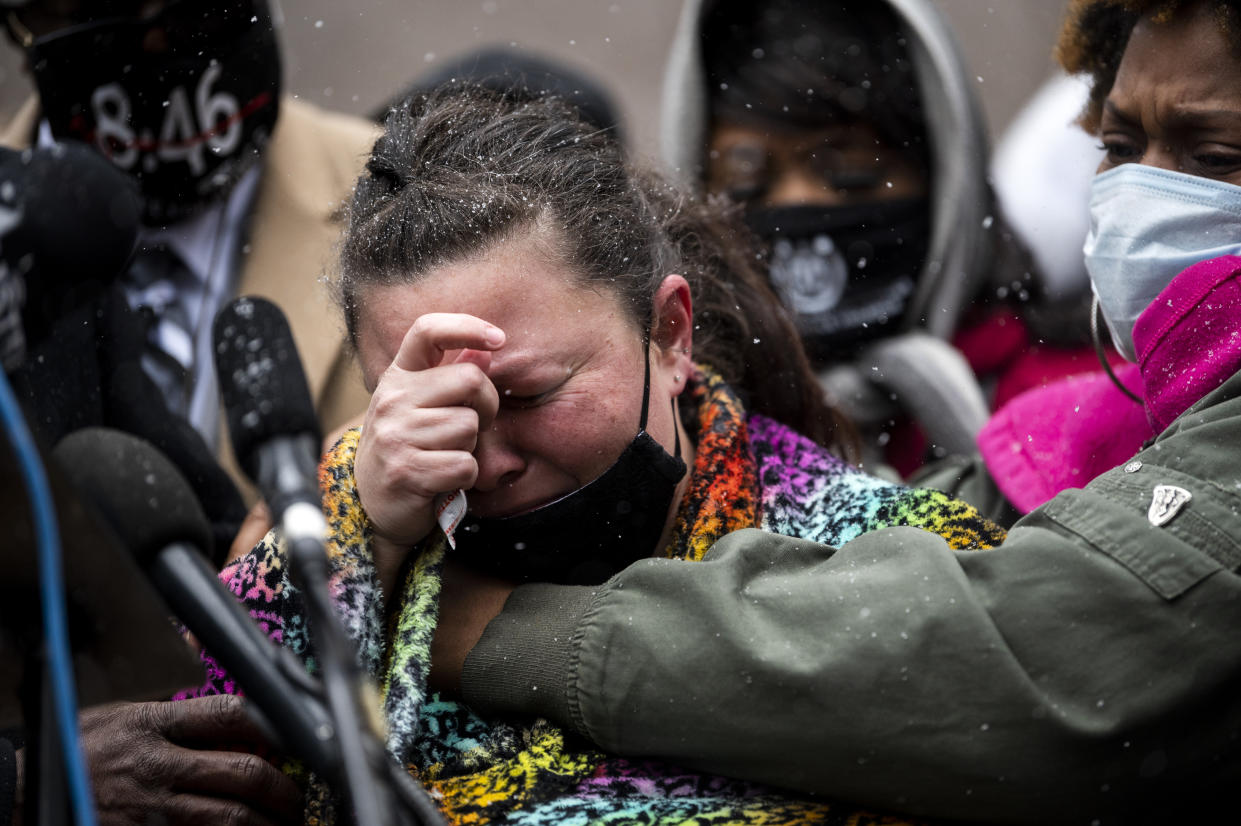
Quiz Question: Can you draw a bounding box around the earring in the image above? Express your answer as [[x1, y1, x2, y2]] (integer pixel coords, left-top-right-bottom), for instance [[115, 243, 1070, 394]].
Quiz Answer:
[[674, 374, 681, 383]]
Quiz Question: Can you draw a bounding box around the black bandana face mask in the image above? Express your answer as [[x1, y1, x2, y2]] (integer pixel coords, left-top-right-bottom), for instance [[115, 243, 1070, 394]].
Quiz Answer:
[[25, 0, 282, 225], [457, 342, 687, 586], [746, 198, 930, 360]]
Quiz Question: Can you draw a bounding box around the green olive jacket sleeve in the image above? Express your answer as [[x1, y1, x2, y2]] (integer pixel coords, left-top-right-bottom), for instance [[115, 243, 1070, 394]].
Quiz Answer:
[[461, 369, 1241, 825]]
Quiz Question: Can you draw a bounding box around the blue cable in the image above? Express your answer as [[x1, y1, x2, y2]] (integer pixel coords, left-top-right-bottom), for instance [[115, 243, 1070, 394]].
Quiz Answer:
[[0, 369, 97, 826]]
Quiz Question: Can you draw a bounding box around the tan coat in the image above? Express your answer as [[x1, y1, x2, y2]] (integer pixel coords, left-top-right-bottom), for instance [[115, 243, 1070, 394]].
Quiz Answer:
[[2, 96, 379, 495]]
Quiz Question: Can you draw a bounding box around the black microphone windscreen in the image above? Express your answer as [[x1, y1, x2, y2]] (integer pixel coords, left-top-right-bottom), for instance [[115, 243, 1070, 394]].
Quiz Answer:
[[1, 141, 141, 281], [51, 427, 213, 568], [213, 296, 321, 479]]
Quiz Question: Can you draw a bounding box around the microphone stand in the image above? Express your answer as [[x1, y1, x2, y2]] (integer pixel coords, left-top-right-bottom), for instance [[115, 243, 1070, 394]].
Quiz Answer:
[[286, 529, 391, 826], [287, 531, 446, 826], [268, 436, 443, 826], [213, 295, 444, 825]]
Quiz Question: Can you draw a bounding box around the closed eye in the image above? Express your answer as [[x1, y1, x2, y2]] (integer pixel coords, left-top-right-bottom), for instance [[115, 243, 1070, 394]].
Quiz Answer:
[[499, 386, 558, 409], [1192, 149, 1241, 174], [501, 392, 544, 408]]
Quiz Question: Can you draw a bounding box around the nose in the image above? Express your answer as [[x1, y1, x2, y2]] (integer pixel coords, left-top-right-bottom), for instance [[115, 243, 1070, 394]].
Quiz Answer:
[[471, 422, 526, 492], [765, 168, 844, 207]]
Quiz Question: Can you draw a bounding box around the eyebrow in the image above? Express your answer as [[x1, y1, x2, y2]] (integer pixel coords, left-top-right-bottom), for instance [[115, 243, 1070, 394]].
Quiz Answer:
[[1101, 100, 1136, 125], [1103, 99, 1241, 128]]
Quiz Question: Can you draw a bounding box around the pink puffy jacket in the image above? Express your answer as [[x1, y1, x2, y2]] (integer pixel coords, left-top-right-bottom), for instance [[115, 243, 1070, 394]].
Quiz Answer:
[[978, 255, 1241, 513]]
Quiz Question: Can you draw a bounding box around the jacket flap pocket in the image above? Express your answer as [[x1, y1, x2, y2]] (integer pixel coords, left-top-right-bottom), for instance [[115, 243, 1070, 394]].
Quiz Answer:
[[1042, 469, 1233, 600]]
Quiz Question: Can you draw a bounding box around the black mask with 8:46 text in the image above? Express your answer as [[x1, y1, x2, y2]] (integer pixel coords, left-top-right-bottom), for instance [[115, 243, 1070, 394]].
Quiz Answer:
[[26, 0, 282, 225], [745, 198, 930, 361]]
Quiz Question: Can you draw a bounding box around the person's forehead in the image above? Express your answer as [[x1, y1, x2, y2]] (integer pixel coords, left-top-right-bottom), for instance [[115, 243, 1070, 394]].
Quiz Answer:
[[358, 238, 635, 372], [1117, 7, 1240, 95], [411, 241, 613, 321]]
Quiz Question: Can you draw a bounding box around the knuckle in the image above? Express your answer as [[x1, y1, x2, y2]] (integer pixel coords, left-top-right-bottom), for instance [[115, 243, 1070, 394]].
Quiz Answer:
[[450, 452, 480, 487], [480, 381, 501, 413], [134, 700, 171, 737], [220, 802, 257, 826], [406, 449, 442, 478], [447, 407, 480, 441], [410, 406, 448, 431], [366, 427, 410, 463], [232, 752, 269, 787], [212, 693, 247, 728], [457, 362, 488, 393], [410, 449, 474, 488], [367, 389, 405, 421], [409, 314, 435, 339]]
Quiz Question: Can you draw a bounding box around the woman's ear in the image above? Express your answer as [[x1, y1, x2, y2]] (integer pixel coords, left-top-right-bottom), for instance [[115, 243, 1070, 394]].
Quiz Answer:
[[652, 274, 694, 393]]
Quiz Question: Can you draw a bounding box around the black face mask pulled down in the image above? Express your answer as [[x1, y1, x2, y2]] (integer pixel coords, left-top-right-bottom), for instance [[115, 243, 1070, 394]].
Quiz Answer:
[[457, 348, 687, 586], [26, 0, 282, 225], [746, 198, 930, 361]]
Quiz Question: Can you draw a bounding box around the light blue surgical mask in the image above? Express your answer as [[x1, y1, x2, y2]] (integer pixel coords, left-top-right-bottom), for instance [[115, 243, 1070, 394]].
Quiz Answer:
[[1083, 164, 1241, 360]]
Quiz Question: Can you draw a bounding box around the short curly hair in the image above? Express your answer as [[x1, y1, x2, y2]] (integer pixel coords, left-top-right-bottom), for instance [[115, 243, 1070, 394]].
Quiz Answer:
[[1056, 0, 1241, 131]]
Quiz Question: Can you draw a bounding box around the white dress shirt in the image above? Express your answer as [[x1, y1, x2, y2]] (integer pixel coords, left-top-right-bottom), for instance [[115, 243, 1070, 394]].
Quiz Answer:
[[40, 122, 261, 451]]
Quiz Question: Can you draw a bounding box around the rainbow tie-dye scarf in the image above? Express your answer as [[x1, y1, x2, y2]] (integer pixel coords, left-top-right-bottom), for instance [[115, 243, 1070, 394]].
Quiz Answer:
[[190, 366, 1004, 825]]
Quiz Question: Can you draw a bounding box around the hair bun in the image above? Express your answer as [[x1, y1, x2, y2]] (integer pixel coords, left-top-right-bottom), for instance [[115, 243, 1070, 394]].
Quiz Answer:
[[366, 157, 408, 193]]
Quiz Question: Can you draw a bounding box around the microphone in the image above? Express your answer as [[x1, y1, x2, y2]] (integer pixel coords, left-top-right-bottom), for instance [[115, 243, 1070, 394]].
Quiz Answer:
[[50, 428, 342, 778], [105, 361, 248, 564], [0, 142, 141, 366], [213, 296, 398, 825], [213, 296, 325, 546]]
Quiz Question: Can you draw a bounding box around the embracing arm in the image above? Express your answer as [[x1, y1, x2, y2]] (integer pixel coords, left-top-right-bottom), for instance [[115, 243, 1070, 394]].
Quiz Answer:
[[462, 374, 1241, 824]]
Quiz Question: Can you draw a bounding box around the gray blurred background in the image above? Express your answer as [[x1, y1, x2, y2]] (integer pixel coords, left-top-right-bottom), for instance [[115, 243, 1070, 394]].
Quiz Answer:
[[0, 0, 1073, 157]]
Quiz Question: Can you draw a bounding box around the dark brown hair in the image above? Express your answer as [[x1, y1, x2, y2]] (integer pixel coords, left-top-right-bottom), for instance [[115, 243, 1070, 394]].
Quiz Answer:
[[1057, 0, 1241, 131], [336, 84, 858, 460]]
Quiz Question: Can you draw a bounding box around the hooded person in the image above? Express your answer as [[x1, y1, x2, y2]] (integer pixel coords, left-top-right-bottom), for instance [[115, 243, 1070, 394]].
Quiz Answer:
[[660, 0, 1046, 476]]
